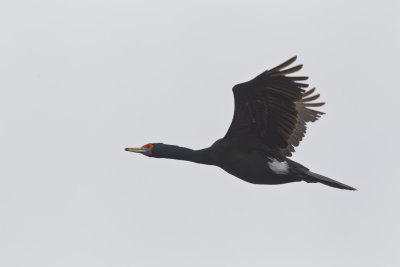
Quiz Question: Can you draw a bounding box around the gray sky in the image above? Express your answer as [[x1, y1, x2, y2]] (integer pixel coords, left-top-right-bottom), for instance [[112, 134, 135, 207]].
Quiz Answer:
[[1, 0, 399, 266]]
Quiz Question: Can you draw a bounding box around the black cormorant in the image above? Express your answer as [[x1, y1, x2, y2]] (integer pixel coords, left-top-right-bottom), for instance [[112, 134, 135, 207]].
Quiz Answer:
[[125, 56, 356, 190]]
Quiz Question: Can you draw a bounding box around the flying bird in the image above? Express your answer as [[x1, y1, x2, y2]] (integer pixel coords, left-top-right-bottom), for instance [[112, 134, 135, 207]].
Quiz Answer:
[[126, 56, 356, 190]]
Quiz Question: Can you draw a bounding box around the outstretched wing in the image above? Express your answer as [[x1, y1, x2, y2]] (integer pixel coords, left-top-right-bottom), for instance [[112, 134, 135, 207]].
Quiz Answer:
[[223, 56, 325, 157]]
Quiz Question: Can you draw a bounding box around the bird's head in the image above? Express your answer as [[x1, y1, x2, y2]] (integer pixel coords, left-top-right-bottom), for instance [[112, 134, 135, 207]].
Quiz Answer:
[[125, 143, 155, 157], [125, 143, 189, 159]]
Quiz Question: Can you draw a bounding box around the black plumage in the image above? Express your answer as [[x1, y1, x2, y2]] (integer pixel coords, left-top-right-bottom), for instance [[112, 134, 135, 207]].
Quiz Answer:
[[126, 56, 356, 190]]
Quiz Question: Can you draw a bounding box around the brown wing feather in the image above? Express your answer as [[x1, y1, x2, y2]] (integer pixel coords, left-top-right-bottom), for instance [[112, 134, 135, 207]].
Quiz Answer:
[[223, 56, 325, 158], [282, 88, 325, 156]]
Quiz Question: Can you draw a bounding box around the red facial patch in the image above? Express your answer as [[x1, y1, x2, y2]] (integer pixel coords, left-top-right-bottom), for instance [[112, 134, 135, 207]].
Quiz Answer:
[[141, 144, 154, 156]]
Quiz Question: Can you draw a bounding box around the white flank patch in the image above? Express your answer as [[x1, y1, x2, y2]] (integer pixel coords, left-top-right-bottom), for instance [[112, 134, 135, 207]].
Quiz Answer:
[[267, 157, 289, 175]]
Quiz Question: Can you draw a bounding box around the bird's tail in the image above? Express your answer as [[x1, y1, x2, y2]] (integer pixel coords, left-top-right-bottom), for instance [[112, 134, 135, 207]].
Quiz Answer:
[[302, 171, 357, 191]]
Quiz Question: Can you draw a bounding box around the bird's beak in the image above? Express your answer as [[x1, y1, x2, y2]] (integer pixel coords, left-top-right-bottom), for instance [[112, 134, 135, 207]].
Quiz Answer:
[[125, 147, 151, 154]]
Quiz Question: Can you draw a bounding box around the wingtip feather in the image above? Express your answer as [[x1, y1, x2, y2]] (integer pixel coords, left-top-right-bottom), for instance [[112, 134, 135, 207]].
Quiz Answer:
[[268, 56, 298, 73]]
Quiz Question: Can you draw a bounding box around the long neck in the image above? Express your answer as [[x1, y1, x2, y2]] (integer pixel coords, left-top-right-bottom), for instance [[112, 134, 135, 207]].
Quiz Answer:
[[155, 144, 216, 165]]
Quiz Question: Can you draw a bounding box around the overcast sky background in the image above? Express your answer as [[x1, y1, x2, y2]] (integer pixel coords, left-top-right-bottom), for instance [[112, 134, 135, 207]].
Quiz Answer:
[[1, 0, 399, 266]]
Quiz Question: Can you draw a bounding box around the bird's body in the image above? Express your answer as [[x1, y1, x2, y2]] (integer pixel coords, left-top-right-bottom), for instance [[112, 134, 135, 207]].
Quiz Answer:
[[126, 57, 356, 190], [215, 146, 297, 185]]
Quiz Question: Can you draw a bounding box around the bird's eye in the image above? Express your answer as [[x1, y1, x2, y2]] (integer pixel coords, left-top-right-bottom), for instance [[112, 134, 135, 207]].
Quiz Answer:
[[141, 144, 154, 149]]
